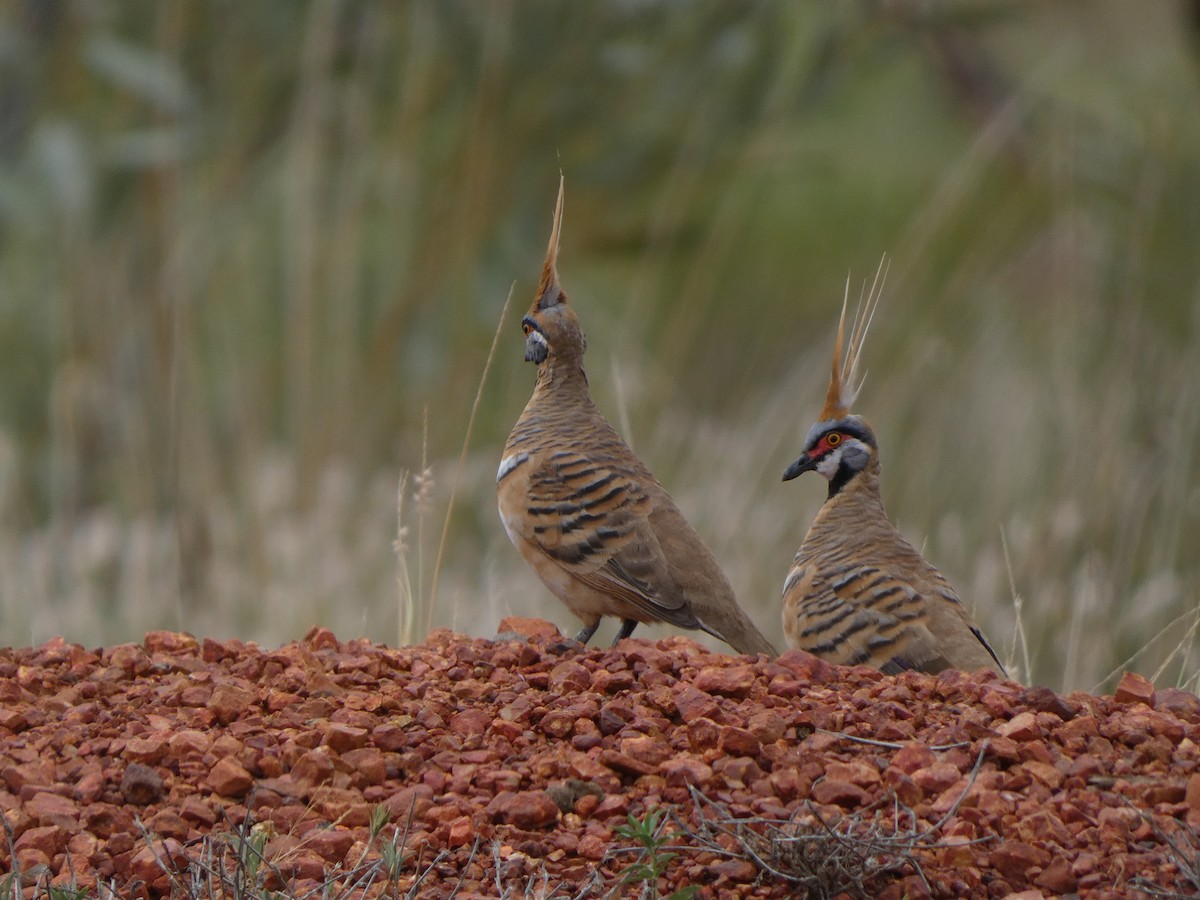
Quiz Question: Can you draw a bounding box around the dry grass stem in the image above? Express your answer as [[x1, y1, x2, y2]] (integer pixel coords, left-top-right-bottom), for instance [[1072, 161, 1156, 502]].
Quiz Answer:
[[428, 282, 514, 617]]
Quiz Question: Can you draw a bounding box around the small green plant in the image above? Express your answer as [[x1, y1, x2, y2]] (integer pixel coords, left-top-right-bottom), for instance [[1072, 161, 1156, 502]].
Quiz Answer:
[[612, 807, 698, 900]]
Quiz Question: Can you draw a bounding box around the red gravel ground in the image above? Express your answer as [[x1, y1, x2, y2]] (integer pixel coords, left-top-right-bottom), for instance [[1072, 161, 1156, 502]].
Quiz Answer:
[[1, 618, 1199, 898]]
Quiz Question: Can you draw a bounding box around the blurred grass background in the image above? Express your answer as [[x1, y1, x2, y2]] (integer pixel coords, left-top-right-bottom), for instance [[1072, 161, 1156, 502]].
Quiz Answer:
[[0, 0, 1198, 693]]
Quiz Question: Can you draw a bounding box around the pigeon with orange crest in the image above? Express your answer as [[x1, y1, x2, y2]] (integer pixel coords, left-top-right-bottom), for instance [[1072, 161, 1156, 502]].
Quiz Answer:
[[498, 178, 777, 657], [780, 267, 1006, 676]]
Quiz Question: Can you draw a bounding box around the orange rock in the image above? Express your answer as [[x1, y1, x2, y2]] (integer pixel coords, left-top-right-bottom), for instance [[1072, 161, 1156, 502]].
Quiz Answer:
[[129, 838, 185, 884], [1021, 760, 1065, 789], [447, 815, 475, 847], [26, 792, 79, 830], [824, 759, 882, 787], [14, 824, 67, 858], [1114, 671, 1155, 706], [166, 729, 211, 760], [694, 665, 756, 698], [305, 827, 355, 864], [290, 749, 335, 789], [661, 757, 714, 788], [774, 648, 837, 682], [990, 840, 1051, 880], [718, 725, 761, 757], [206, 682, 258, 725], [548, 660, 591, 693], [673, 685, 722, 723], [323, 722, 369, 753], [912, 762, 961, 794], [996, 711, 1040, 741], [599, 748, 656, 777], [891, 742, 937, 774], [125, 735, 168, 765], [1035, 857, 1078, 893], [496, 617, 562, 640], [618, 734, 673, 766], [810, 778, 870, 808], [206, 757, 254, 798], [577, 833, 607, 860], [143, 631, 198, 653], [486, 790, 559, 828]]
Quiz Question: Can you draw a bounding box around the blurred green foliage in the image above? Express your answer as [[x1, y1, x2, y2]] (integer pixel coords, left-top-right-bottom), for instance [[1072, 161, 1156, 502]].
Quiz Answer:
[[0, 0, 1198, 691]]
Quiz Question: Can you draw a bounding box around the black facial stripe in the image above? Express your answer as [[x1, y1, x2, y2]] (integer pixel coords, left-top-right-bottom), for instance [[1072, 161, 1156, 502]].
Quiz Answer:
[[521, 316, 542, 334]]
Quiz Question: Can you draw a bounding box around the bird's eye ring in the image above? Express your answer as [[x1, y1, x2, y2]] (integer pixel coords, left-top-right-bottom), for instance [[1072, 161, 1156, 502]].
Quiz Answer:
[[826, 432, 841, 447], [522, 322, 532, 335]]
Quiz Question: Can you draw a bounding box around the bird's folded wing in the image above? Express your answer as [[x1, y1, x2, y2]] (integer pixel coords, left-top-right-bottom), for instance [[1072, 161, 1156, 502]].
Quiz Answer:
[[785, 562, 945, 671], [519, 451, 693, 623]]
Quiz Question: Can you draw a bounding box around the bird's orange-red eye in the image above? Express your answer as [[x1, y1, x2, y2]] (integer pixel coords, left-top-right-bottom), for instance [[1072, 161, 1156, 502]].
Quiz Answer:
[[826, 432, 841, 447], [522, 322, 532, 335]]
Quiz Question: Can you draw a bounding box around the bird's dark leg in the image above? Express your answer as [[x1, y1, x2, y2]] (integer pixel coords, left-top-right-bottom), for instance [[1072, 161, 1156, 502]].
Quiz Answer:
[[573, 621, 601, 645], [611, 619, 638, 645]]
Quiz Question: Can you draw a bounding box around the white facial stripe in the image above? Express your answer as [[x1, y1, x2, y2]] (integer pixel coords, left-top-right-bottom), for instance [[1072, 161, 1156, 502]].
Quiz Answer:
[[497, 452, 529, 483], [815, 447, 844, 480], [815, 438, 868, 481], [527, 331, 548, 351]]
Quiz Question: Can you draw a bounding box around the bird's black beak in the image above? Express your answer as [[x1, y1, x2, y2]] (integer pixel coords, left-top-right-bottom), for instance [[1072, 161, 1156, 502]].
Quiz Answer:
[[782, 455, 817, 482]]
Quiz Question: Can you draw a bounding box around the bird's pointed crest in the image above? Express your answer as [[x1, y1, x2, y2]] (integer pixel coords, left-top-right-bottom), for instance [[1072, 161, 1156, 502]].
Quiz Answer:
[[534, 175, 566, 310], [818, 257, 887, 421]]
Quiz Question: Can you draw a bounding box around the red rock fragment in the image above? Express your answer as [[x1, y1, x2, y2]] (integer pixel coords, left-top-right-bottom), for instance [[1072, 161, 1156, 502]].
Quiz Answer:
[[774, 648, 836, 682], [990, 840, 1051, 880], [549, 660, 591, 693], [305, 626, 339, 650], [487, 791, 560, 828], [718, 725, 761, 757], [674, 685, 722, 723], [694, 664, 757, 698], [14, 824, 67, 859], [912, 762, 960, 794], [1023, 685, 1078, 721], [496, 617, 562, 640], [447, 816, 475, 847], [290, 749, 335, 789], [2, 759, 55, 793], [323, 722, 369, 753], [996, 711, 1039, 741], [1114, 671, 1155, 706], [710, 857, 756, 881], [1035, 857, 1078, 893], [129, 837, 186, 884], [147, 808, 191, 840], [824, 760, 881, 788], [661, 757, 714, 788], [891, 743, 937, 774], [305, 827, 355, 864], [125, 735, 168, 765], [207, 682, 258, 725], [811, 779, 870, 808], [617, 735, 673, 766], [577, 833, 607, 859], [1156, 687, 1200, 722], [207, 758, 254, 799], [143, 631, 198, 653], [598, 749, 656, 777], [26, 791, 79, 829]]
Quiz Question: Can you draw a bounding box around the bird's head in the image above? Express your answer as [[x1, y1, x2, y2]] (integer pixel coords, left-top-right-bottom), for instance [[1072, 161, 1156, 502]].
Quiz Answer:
[[522, 177, 586, 368], [782, 414, 878, 494], [783, 263, 885, 498]]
